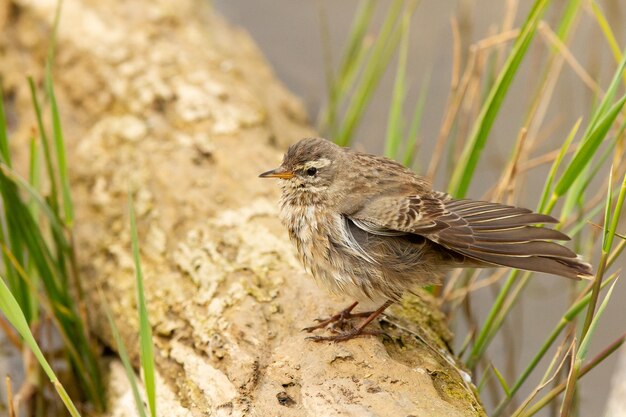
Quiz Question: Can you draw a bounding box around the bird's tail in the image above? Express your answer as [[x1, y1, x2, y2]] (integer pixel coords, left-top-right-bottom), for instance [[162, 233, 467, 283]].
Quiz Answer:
[[438, 199, 594, 280]]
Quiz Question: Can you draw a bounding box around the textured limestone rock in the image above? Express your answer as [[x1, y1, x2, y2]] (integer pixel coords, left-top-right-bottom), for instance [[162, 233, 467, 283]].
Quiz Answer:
[[0, 0, 485, 415]]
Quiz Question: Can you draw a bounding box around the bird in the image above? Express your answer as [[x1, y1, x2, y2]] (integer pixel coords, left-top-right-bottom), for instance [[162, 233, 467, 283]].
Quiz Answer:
[[259, 137, 593, 342]]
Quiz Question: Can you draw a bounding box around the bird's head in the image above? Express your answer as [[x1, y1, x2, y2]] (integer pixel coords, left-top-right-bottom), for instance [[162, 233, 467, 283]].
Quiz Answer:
[[259, 138, 344, 200]]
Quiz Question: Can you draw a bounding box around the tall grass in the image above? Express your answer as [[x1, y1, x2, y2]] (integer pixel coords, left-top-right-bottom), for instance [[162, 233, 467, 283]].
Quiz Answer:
[[322, 1, 626, 415], [0, 39, 155, 417], [101, 197, 157, 417], [319, 0, 422, 147], [0, 70, 106, 413]]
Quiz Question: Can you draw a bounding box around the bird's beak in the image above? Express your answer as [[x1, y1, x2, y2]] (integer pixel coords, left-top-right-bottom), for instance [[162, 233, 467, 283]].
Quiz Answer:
[[259, 166, 294, 179]]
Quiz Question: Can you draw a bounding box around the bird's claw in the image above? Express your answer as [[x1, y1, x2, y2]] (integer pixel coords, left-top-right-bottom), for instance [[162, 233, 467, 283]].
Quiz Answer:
[[302, 306, 374, 333], [302, 312, 353, 333], [305, 328, 385, 343], [301, 301, 390, 341], [301, 324, 322, 333]]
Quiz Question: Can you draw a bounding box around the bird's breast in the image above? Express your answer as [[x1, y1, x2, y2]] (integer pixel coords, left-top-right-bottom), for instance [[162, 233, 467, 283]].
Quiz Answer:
[[279, 202, 328, 269], [278, 199, 381, 299]]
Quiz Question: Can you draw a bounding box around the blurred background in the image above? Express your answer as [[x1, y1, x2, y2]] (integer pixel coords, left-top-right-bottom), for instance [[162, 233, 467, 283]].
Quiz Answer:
[[214, 1, 626, 415]]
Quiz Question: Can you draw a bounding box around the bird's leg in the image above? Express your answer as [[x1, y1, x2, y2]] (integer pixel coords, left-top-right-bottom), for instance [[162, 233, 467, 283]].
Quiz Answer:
[[302, 301, 361, 332], [306, 300, 393, 342]]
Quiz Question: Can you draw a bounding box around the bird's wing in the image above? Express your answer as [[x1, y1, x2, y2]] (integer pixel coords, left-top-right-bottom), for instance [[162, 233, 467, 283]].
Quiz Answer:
[[349, 194, 592, 279]]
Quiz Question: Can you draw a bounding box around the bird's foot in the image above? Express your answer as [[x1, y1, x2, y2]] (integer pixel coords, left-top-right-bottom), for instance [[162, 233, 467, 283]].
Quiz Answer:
[[305, 327, 385, 343], [302, 301, 372, 333], [303, 300, 393, 343]]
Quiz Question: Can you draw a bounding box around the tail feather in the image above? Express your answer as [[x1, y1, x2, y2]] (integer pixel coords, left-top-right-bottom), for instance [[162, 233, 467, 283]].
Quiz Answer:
[[469, 240, 576, 258], [471, 226, 570, 242], [437, 198, 594, 280], [456, 249, 594, 280]]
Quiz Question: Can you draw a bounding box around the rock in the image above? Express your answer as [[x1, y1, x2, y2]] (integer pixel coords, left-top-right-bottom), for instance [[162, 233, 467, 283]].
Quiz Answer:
[[0, 0, 485, 415]]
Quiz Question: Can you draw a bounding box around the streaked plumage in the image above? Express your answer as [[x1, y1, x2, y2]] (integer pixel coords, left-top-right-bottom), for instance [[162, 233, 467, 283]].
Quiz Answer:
[[260, 137, 593, 341]]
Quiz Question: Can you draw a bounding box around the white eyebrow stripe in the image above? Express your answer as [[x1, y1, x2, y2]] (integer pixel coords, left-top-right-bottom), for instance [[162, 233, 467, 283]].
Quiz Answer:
[[304, 158, 331, 169]]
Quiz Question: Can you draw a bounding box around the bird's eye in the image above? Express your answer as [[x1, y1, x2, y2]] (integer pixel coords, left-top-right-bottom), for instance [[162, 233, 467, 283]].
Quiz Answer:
[[306, 167, 317, 176]]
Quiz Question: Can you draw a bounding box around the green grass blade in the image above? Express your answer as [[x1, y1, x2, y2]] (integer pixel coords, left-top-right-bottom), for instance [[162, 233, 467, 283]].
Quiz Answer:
[[576, 171, 623, 375], [53, 382, 82, 417], [577, 280, 618, 361], [0, 164, 67, 241], [402, 71, 430, 167], [492, 365, 511, 398], [588, 46, 626, 131], [26, 137, 41, 320], [0, 84, 30, 316], [0, 275, 82, 417], [28, 137, 41, 212], [326, 42, 374, 137], [520, 333, 625, 417], [0, 222, 22, 311], [4, 186, 63, 295], [564, 200, 605, 238], [561, 138, 615, 220], [560, 164, 587, 221], [320, 0, 376, 134], [554, 0, 582, 40], [384, 10, 412, 160], [448, 0, 552, 198], [466, 270, 523, 368], [607, 239, 626, 269], [337, 0, 377, 82], [560, 277, 619, 414], [0, 176, 33, 320], [46, 0, 62, 67], [590, 1, 623, 65], [335, 0, 407, 146], [42, 69, 73, 288], [25, 69, 107, 410], [0, 241, 99, 387], [537, 119, 581, 212], [28, 77, 59, 214], [603, 172, 626, 253], [104, 304, 149, 417], [492, 271, 619, 416], [0, 80, 11, 166], [129, 197, 156, 417], [554, 94, 626, 196], [470, 117, 587, 362], [601, 170, 615, 251], [384, 14, 410, 159], [1, 166, 105, 407], [522, 0, 581, 134], [46, 69, 74, 226], [476, 367, 491, 394]]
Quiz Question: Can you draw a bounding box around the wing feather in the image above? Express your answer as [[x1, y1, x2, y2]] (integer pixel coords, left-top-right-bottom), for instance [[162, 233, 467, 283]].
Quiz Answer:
[[349, 194, 592, 280]]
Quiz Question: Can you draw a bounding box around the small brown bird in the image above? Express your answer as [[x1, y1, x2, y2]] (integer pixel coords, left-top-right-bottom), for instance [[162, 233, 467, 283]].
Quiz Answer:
[[260, 137, 593, 342]]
